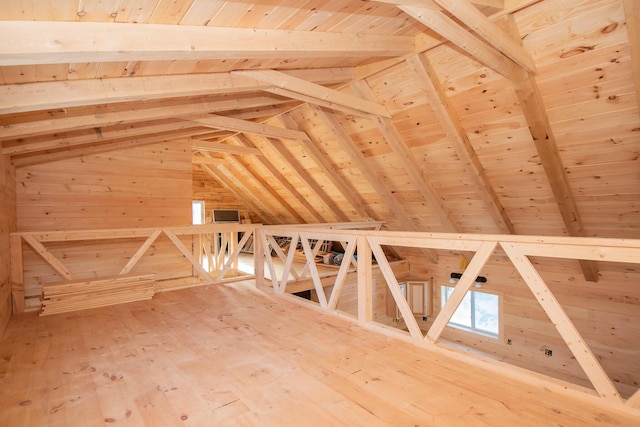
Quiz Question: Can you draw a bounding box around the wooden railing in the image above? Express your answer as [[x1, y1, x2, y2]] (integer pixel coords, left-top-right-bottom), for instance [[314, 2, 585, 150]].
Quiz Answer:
[[256, 225, 640, 414], [9, 222, 640, 413], [10, 224, 258, 313]]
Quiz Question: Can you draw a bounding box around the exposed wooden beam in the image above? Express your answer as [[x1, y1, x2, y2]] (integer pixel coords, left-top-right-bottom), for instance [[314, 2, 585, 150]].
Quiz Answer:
[[0, 69, 354, 115], [267, 137, 351, 222], [0, 96, 291, 142], [236, 134, 327, 223], [0, 21, 415, 66], [188, 113, 310, 142], [279, 113, 378, 222], [399, 5, 511, 78], [406, 53, 516, 235], [310, 105, 438, 263], [500, 17, 598, 282], [0, 73, 263, 115], [622, 0, 640, 117], [430, 0, 536, 73], [233, 69, 391, 118], [190, 140, 262, 156], [3, 121, 205, 156], [351, 80, 459, 233], [371, 0, 504, 8], [191, 155, 225, 166], [199, 164, 277, 225]]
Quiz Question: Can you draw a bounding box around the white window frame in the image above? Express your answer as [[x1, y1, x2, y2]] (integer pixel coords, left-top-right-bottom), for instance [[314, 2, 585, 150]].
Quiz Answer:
[[441, 285, 501, 339]]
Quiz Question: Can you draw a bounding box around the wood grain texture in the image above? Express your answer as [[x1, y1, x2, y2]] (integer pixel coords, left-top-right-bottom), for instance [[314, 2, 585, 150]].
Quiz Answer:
[[0, 281, 638, 426]]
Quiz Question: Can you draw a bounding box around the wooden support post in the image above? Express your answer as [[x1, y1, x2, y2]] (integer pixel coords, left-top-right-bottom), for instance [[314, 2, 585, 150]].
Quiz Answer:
[[357, 235, 373, 325], [253, 227, 265, 289], [9, 235, 24, 314]]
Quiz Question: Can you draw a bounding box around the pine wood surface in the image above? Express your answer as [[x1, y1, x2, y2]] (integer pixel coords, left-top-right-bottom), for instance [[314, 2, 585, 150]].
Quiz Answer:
[[0, 280, 638, 427]]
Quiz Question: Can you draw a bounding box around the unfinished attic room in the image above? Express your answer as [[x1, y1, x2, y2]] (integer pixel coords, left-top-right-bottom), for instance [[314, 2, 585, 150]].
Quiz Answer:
[[1, 0, 640, 425]]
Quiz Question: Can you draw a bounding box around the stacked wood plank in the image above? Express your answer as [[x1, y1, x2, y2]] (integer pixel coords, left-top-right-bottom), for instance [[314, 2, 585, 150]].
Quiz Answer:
[[40, 274, 156, 316]]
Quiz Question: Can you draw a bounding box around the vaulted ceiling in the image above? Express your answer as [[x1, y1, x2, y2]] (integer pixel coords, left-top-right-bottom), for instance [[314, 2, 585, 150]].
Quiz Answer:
[[1, 0, 639, 282]]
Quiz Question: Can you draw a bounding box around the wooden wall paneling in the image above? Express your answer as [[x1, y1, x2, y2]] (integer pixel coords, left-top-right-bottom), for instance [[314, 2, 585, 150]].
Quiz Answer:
[[622, 0, 640, 115], [0, 155, 16, 331]]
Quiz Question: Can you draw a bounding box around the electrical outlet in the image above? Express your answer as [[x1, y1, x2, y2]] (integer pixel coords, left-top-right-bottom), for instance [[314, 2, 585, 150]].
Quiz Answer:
[[544, 348, 553, 357]]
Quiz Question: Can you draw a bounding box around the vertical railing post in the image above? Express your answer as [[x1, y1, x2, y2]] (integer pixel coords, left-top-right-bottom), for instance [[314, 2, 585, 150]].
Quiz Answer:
[[357, 234, 372, 324], [253, 226, 264, 289]]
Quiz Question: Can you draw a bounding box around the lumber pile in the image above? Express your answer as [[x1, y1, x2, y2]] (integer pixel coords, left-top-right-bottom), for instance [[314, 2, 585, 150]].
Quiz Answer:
[[40, 274, 156, 316]]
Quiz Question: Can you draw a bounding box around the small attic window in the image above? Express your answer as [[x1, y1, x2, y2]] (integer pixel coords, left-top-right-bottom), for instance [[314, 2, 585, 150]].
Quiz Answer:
[[441, 285, 500, 339]]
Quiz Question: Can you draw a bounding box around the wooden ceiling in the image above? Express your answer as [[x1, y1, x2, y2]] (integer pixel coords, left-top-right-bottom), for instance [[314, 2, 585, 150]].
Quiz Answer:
[[1, 1, 639, 275]]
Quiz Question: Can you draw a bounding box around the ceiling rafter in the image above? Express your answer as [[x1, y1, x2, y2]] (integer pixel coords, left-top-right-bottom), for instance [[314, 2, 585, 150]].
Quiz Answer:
[[220, 142, 306, 224], [499, 16, 598, 282], [221, 153, 298, 224], [279, 113, 378, 222], [266, 137, 351, 223], [0, 21, 415, 66], [310, 104, 438, 264], [235, 134, 326, 223], [351, 79, 460, 233], [232, 69, 391, 118], [189, 140, 262, 156], [188, 113, 311, 142], [191, 155, 224, 166], [199, 164, 277, 225], [406, 52, 516, 235]]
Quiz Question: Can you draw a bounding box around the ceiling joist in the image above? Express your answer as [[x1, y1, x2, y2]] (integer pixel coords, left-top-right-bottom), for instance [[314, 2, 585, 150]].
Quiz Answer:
[[0, 21, 415, 66], [0, 96, 293, 142], [406, 53, 516, 235], [0, 68, 354, 115], [233, 69, 391, 118]]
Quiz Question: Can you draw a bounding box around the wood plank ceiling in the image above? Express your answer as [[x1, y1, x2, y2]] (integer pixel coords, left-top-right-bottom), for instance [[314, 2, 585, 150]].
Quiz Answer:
[[0, 0, 638, 282]]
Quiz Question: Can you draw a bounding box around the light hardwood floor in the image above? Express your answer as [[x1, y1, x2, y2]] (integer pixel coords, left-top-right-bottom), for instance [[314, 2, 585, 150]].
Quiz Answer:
[[0, 281, 638, 426]]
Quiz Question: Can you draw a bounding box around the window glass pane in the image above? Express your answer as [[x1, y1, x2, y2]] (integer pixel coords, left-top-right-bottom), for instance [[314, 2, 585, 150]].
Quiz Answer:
[[449, 292, 472, 328], [473, 292, 499, 335], [192, 201, 205, 225], [441, 285, 499, 338]]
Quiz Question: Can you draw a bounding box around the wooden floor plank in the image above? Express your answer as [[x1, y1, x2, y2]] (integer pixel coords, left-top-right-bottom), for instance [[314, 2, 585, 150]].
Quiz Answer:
[[0, 280, 638, 426]]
